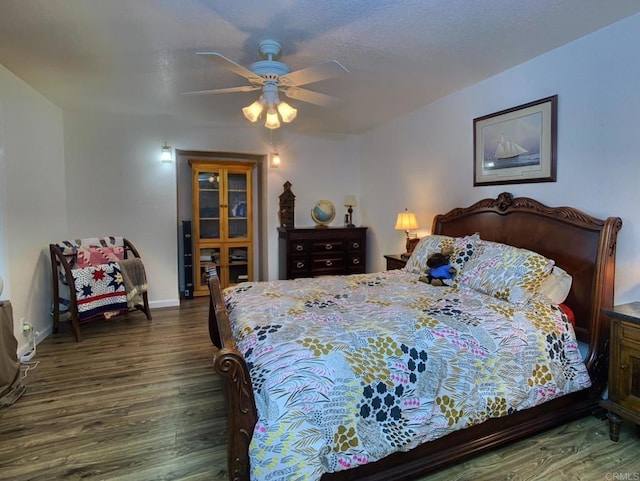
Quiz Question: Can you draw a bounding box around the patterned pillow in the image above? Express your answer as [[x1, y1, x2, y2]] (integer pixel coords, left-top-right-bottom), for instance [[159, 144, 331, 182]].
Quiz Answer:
[[405, 233, 479, 276], [404, 235, 455, 274], [458, 239, 554, 305], [449, 234, 479, 275]]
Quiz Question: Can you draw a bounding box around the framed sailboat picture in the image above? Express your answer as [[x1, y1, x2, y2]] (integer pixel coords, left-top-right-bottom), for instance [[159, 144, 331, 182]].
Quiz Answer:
[[473, 95, 557, 186]]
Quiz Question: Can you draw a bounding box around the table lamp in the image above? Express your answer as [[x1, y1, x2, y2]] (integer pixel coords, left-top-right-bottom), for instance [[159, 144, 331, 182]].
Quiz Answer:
[[395, 209, 419, 258], [344, 195, 357, 228]]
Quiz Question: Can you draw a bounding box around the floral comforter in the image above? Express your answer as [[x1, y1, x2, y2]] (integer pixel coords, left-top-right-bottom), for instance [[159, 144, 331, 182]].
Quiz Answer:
[[224, 270, 591, 481]]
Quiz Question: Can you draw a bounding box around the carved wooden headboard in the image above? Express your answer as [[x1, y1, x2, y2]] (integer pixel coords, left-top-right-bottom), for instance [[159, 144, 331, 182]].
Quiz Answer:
[[432, 192, 622, 383]]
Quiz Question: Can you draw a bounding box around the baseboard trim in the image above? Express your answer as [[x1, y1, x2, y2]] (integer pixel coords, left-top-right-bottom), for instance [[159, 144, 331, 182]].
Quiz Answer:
[[149, 299, 180, 309]]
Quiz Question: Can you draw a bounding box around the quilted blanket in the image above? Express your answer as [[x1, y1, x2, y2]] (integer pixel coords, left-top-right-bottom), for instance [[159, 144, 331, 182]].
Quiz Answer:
[[72, 263, 127, 320], [224, 270, 591, 481]]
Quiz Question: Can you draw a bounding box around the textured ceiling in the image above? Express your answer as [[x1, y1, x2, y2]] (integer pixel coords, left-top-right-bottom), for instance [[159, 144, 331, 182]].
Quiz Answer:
[[1, 0, 639, 134]]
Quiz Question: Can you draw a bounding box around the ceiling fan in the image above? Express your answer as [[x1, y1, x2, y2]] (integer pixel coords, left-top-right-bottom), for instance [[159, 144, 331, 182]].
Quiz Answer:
[[183, 39, 349, 128]]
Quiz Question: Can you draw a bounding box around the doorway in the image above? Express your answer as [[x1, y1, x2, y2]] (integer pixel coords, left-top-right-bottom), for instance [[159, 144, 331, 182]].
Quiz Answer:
[[175, 149, 267, 300]]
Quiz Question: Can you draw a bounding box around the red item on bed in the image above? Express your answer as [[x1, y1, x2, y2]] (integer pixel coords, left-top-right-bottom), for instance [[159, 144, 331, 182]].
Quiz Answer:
[[559, 303, 576, 329]]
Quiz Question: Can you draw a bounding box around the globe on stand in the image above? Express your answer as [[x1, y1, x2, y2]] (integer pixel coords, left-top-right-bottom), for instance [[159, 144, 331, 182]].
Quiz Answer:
[[311, 200, 336, 228]]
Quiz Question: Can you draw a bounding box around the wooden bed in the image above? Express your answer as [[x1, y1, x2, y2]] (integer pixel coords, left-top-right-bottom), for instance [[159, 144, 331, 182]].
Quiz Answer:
[[208, 192, 622, 481]]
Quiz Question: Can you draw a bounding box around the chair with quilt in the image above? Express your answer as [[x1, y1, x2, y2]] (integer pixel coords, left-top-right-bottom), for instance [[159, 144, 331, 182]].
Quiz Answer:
[[49, 236, 152, 341]]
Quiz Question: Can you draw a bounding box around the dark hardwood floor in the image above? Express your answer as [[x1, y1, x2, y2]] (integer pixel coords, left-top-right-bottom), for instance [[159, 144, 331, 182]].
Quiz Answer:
[[1, 297, 638, 481]]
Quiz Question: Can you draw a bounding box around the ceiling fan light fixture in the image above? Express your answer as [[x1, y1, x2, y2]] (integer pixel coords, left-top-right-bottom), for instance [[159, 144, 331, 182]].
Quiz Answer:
[[242, 98, 264, 122], [277, 101, 297, 123], [265, 108, 281, 129], [188, 40, 348, 130]]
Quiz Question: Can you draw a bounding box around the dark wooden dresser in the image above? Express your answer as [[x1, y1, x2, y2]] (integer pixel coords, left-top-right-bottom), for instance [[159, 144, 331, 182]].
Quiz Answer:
[[278, 227, 367, 279]]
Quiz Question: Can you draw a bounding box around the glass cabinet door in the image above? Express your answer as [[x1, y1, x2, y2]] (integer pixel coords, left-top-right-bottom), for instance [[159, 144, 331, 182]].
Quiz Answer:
[[197, 246, 221, 292], [190, 160, 254, 295], [196, 244, 250, 291], [228, 245, 250, 284], [227, 172, 249, 239], [198, 171, 220, 240]]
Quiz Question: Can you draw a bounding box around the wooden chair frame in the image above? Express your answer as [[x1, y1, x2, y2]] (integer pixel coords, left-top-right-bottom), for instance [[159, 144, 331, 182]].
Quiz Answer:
[[50, 238, 152, 342]]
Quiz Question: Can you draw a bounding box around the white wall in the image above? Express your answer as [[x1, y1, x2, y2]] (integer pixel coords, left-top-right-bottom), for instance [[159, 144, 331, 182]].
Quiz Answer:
[[63, 112, 180, 307], [4, 12, 639, 352], [359, 13, 640, 304], [63, 112, 361, 307], [0, 64, 67, 354]]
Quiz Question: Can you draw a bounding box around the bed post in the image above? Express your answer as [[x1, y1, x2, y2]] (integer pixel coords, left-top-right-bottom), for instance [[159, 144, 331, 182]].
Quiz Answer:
[[208, 269, 256, 481], [584, 215, 623, 395], [49, 243, 83, 342]]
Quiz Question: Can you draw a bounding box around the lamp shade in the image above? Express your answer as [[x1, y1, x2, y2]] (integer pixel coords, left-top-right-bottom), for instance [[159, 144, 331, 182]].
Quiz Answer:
[[242, 98, 264, 122], [277, 101, 298, 123], [344, 195, 357, 207], [394, 211, 419, 231], [265, 108, 281, 129]]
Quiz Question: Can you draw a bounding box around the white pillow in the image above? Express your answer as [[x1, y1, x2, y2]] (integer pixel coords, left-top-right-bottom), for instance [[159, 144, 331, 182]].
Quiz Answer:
[[537, 266, 572, 305]]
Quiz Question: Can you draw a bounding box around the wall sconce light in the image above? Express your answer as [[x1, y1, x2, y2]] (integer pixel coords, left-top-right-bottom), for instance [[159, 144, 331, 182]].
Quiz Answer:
[[161, 143, 173, 163], [344, 195, 357, 228], [394, 208, 420, 259], [269, 130, 281, 168], [270, 151, 281, 168]]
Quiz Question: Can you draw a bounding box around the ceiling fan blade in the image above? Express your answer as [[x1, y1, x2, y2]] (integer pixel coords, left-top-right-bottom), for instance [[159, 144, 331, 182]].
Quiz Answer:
[[196, 52, 263, 84], [280, 60, 349, 87], [182, 85, 260, 96], [283, 87, 340, 107]]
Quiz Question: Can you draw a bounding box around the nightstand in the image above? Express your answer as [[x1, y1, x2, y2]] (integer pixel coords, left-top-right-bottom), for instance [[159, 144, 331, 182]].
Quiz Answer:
[[600, 302, 640, 441], [384, 254, 407, 271]]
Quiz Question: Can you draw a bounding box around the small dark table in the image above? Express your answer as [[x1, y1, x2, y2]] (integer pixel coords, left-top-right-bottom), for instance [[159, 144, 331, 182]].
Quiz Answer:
[[600, 302, 640, 441], [384, 254, 408, 271]]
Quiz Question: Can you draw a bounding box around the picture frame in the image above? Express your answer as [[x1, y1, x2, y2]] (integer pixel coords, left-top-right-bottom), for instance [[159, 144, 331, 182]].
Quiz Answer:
[[473, 95, 557, 186]]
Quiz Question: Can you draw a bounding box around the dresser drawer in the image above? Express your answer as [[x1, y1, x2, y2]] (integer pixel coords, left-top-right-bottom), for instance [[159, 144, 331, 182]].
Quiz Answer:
[[312, 255, 344, 271], [347, 239, 364, 251], [291, 242, 309, 254], [347, 254, 365, 270], [289, 257, 310, 274], [278, 227, 367, 280], [621, 321, 640, 344], [312, 241, 344, 253]]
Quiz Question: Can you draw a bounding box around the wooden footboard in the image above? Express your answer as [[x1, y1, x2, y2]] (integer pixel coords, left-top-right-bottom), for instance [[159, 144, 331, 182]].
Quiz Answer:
[[208, 270, 257, 481], [207, 193, 623, 481]]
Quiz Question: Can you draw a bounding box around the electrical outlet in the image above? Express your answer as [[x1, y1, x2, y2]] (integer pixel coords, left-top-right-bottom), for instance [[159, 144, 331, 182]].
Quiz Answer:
[[21, 318, 33, 334]]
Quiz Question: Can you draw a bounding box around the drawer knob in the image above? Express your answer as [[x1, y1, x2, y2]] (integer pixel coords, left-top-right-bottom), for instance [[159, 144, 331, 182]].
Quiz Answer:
[[296, 261, 305, 268], [295, 245, 304, 251], [352, 258, 360, 265], [325, 244, 333, 250], [621, 363, 628, 370], [352, 242, 360, 249], [325, 260, 333, 266]]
